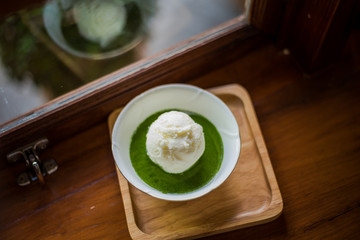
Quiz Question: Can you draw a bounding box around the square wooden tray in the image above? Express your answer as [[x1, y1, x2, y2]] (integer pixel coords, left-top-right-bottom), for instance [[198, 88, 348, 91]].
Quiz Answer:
[[108, 84, 283, 239]]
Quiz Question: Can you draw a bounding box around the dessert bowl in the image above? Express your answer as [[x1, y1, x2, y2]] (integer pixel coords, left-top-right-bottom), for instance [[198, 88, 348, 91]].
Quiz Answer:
[[43, 0, 146, 59], [111, 84, 240, 201]]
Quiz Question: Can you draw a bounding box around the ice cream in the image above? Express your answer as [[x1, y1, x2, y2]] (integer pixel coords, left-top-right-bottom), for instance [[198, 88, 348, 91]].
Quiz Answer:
[[73, 0, 126, 48], [146, 111, 205, 174]]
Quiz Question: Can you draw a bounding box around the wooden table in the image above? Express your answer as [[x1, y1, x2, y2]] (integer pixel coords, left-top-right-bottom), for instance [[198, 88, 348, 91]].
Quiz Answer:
[[1, 32, 360, 239]]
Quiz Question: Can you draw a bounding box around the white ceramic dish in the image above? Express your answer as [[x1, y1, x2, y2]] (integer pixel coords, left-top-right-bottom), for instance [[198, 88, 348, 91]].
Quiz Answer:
[[43, 0, 145, 59], [111, 84, 240, 201]]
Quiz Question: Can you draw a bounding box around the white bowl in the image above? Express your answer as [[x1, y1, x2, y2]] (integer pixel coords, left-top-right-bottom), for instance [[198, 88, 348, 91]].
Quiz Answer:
[[43, 0, 145, 59], [111, 84, 240, 201]]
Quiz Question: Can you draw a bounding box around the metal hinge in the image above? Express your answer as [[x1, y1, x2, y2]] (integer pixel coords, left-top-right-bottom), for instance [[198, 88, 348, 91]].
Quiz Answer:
[[7, 138, 58, 186]]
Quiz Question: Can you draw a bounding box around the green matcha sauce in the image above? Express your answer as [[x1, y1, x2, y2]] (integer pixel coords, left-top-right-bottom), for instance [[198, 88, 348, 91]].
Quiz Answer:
[[130, 109, 223, 194]]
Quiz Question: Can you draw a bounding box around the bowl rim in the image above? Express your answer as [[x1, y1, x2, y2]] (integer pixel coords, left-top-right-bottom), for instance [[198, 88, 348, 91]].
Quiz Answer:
[[111, 83, 241, 201]]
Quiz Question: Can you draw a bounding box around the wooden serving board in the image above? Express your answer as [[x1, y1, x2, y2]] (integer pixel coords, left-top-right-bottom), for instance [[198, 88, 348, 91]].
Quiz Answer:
[[108, 84, 283, 240]]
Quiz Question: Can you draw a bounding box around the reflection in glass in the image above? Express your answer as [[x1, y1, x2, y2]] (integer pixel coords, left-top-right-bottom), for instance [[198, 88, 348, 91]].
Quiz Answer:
[[43, 0, 151, 59], [0, 0, 247, 126]]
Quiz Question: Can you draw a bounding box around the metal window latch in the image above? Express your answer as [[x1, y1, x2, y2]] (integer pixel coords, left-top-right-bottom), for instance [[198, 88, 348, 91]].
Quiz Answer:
[[7, 138, 58, 186]]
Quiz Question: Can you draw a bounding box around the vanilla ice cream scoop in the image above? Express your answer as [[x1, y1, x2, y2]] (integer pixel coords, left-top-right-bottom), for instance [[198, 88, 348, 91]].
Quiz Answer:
[[146, 111, 205, 173], [73, 0, 126, 48]]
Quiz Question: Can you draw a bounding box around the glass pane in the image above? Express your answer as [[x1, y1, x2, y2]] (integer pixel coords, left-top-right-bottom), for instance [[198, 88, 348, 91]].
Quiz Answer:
[[0, 0, 248, 126]]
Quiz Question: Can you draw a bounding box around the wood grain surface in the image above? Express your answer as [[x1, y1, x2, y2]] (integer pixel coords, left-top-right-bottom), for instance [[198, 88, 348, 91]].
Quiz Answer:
[[277, 0, 359, 72], [1, 31, 360, 239]]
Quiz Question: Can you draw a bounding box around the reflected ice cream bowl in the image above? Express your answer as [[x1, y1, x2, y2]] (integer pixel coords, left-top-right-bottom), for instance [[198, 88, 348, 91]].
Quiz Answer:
[[111, 84, 240, 201], [43, 0, 149, 59]]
